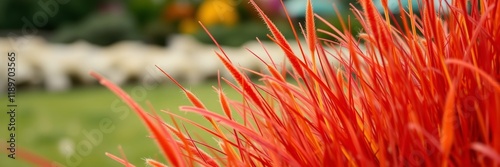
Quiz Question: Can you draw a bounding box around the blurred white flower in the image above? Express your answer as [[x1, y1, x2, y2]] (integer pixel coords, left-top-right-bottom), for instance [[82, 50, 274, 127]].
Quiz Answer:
[[58, 137, 75, 158]]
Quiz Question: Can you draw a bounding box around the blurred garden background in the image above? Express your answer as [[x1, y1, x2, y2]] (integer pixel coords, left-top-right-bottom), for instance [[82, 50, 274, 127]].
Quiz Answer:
[[0, 0, 364, 166]]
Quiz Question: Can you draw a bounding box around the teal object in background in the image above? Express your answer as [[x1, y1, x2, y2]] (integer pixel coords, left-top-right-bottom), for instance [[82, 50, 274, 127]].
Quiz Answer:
[[373, 0, 453, 14], [284, 0, 461, 17], [285, 0, 345, 17]]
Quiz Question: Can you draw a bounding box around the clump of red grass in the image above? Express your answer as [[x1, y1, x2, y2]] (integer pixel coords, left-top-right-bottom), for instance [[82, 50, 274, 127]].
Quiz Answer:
[[91, 0, 500, 166]]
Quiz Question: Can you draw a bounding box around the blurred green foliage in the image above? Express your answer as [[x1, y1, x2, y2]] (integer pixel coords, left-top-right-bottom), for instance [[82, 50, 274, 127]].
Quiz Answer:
[[142, 19, 175, 46], [49, 13, 141, 46], [193, 20, 296, 47], [0, 0, 363, 46], [0, 82, 242, 167], [0, 0, 101, 30], [125, 0, 169, 27]]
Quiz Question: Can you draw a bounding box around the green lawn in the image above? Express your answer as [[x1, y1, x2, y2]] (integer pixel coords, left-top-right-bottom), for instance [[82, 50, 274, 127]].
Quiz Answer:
[[0, 81, 241, 167]]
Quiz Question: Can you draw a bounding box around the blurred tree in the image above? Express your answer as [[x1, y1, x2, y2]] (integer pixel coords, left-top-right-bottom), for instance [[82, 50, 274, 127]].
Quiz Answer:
[[143, 19, 175, 46], [125, 0, 168, 28], [0, 0, 101, 30], [50, 13, 141, 46], [193, 20, 295, 47], [0, 0, 38, 29], [125, 0, 178, 46], [51, 0, 102, 28]]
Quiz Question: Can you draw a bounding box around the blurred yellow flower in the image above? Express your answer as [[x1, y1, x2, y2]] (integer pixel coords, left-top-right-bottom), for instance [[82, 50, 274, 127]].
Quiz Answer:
[[196, 0, 239, 27], [179, 18, 199, 34]]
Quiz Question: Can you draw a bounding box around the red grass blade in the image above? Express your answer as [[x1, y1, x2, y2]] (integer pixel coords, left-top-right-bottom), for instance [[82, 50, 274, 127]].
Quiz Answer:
[[305, 0, 317, 58], [146, 159, 168, 167], [249, 0, 304, 77], [471, 142, 500, 165], [91, 72, 186, 167], [105, 152, 136, 167], [91, 0, 500, 166]]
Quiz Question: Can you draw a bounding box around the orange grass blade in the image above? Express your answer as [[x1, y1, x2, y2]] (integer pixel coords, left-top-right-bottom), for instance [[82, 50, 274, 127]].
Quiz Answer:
[[117, 145, 133, 167], [249, 0, 304, 76], [91, 72, 186, 167], [105, 152, 136, 167], [92, 0, 500, 166], [180, 106, 302, 166], [146, 159, 168, 167], [10, 147, 62, 167], [156, 65, 240, 162], [440, 81, 457, 166], [306, 0, 317, 60], [471, 142, 500, 165]]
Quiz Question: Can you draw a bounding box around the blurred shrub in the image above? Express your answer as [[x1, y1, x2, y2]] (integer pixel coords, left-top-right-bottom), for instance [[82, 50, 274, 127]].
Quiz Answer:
[[192, 12, 361, 47], [0, 0, 36, 29], [125, 0, 168, 27], [0, 0, 362, 46], [143, 19, 175, 46], [193, 20, 295, 47], [50, 13, 140, 46], [0, 0, 101, 30]]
